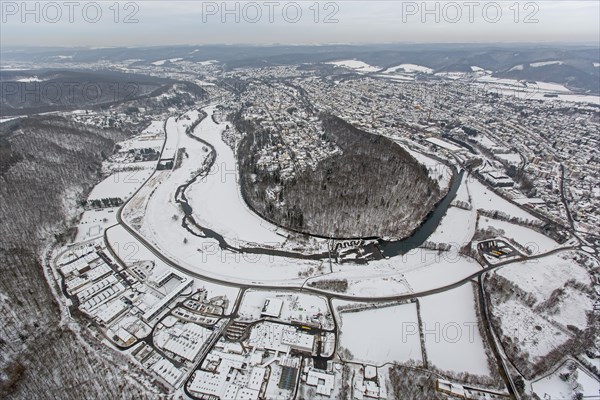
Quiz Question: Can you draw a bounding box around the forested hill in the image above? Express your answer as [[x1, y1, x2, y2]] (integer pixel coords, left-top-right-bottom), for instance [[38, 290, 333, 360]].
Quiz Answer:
[[0, 117, 156, 399], [239, 115, 441, 239]]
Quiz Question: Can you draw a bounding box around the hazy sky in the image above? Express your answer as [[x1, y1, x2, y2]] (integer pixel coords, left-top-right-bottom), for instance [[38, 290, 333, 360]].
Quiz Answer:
[[1, 1, 599, 47]]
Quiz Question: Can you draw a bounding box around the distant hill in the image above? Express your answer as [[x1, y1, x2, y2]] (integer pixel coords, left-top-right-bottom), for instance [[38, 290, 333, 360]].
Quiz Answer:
[[0, 70, 172, 116], [3, 43, 596, 93], [496, 62, 600, 94]]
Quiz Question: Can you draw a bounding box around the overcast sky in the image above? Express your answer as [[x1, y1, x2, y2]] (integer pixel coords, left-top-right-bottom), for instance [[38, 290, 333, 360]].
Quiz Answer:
[[1, 1, 598, 47]]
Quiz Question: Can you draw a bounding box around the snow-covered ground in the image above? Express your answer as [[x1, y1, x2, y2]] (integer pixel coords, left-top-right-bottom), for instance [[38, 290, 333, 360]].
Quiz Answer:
[[496, 153, 522, 165], [161, 117, 183, 160], [419, 284, 491, 376], [530, 60, 563, 68], [532, 364, 599, 399], [87, 166, 155, 201], [105, 224, 239, 314], [197, 60, 218, 66], [373, 74, 415, 82], [325, 60, 381, 73], [404, 147, 453, 192], [426, 137, 462, 152], [495, 299, 570, 362], [469, 133, 497, 149], [468, 179, 539, 222], [383, 64, 433, 74], [492, 251, 594, 363], [0, 117, 20, 123], [427, 207, 476, 247], [496, 252, 591, 303], [474, 76, 600, 105], [150, 58, 182, 66], [16, 76, 43, 82], [237, 290, 332, 328], [185, 107, 287, 245], [74, 208, 118, 241], [309, 250, 481, 297], [336, 301, 423, 366], [452, 172, 472, 206], [478, 217, 560, 254]]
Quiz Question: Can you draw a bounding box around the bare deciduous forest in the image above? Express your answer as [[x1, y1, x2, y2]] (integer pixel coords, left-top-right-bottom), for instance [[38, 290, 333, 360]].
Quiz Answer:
[[0, 117, 155, 399], [238, 114, 440, 239]]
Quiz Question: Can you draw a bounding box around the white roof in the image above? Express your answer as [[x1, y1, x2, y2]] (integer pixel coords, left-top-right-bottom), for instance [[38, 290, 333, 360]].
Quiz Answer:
[[306, 370, 335, 396], [261, 298, 284, 318]]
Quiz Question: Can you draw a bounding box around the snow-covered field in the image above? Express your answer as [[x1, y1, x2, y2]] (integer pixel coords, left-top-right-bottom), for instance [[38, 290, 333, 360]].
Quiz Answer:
[[496, 252, 591, 303], [530, 60, 563, 67], [474, 76, 600, 105], [478, 217, 560, 254], [87, 166, 155, 201], [491, 251, 594, 363], [495, 299, 570, 362], [185, 107, 286, 245], [532, 363, 600, 399], [161, 117, 183, 160], [383, 64, 433, 74], [336, 302, 423, 366], [151, 58, 183, 66], [469, 179, 539, 222], [470, 134, 497, 149], [74, 208, 118, 241], [373, 74, 415, 82], [452, 172, 472, 205], [308, 250, 481, 297], [419, 284, 491, 376], [325, 60, 380, 73], [427, 207, 476, 247]]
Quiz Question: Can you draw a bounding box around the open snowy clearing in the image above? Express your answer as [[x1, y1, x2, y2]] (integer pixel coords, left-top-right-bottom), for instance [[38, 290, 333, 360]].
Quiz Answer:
[[373, 74, 415, 82], [87, 167, 155, 201], [452, 172, 472, 205], [496, 153, 522, 165], [308, 251, 481, 297], [383, 64, 433, 74], [75, 208, 118, 242], [419, 284, 491, 376], [531, 363, 599, 399], [478, 217, 560, 254], [427, 207, 476, 247], [325, 60, 381, 73], [496, 252, 591, 303], [474, 76, 600, 105], [336, 301, 423, 366], [468, 179, 539, 222], [495, 299, 570, 362], [161, 117, 184, 160], [426, 137, 462, 152]]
